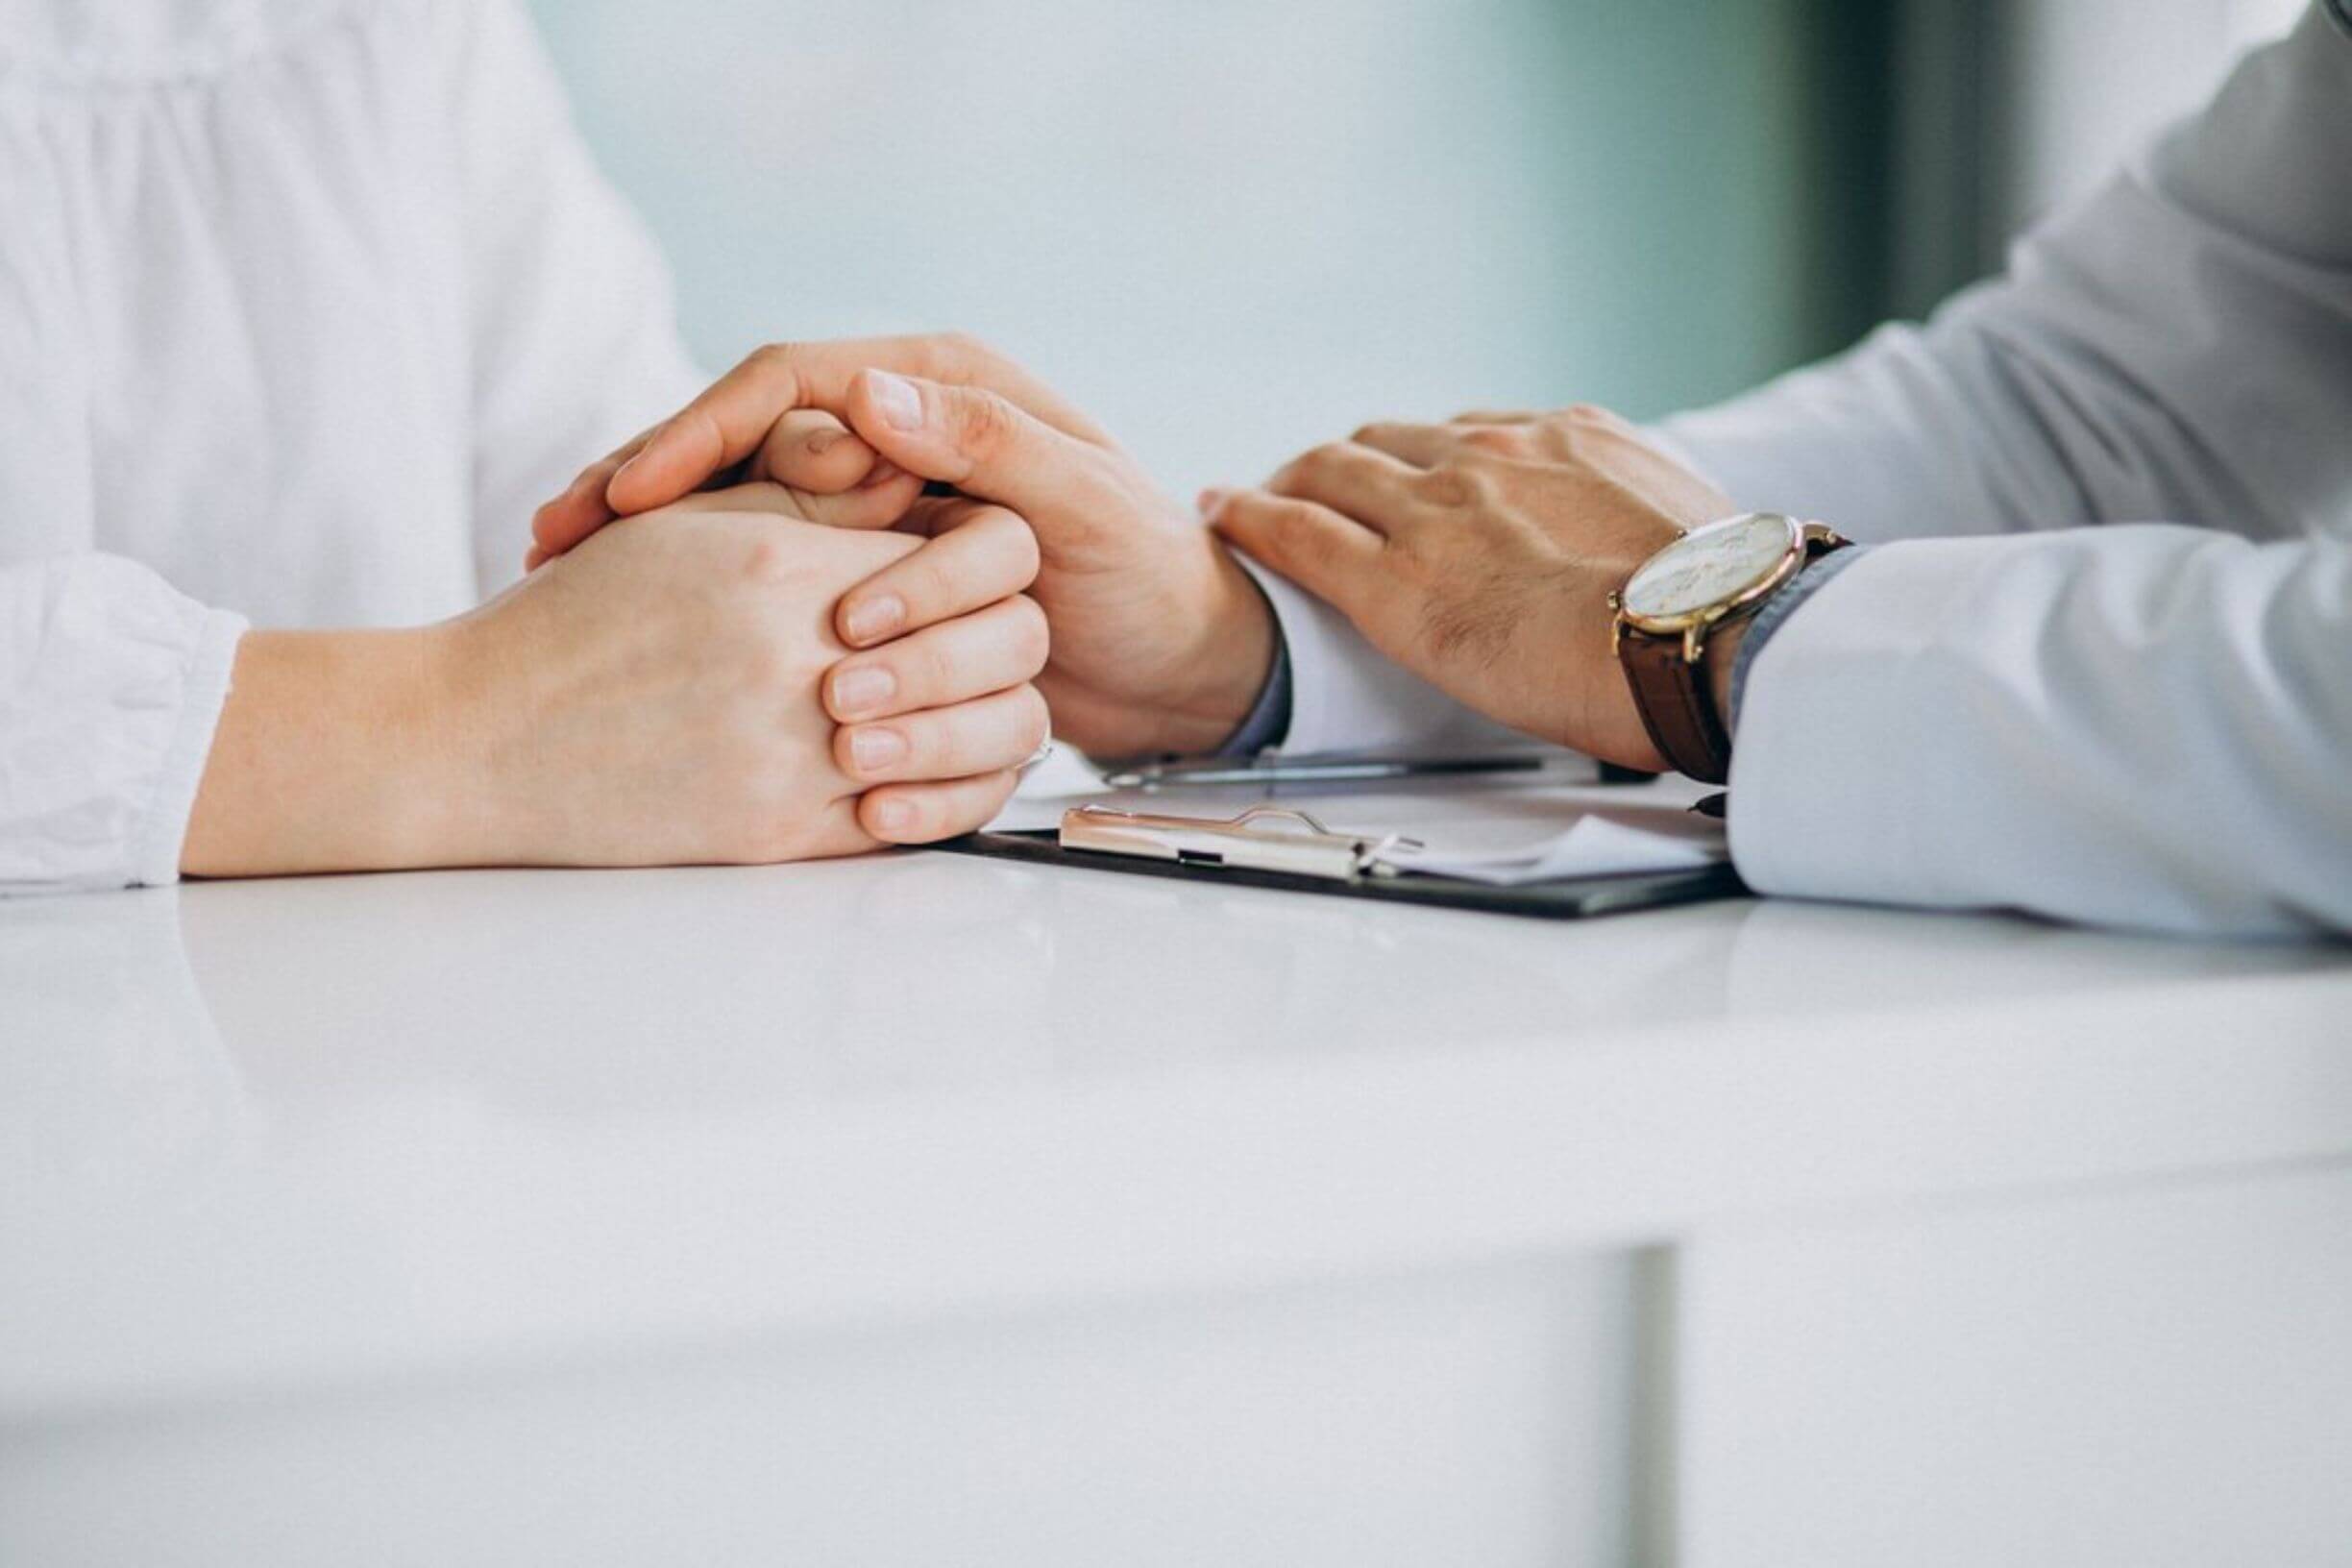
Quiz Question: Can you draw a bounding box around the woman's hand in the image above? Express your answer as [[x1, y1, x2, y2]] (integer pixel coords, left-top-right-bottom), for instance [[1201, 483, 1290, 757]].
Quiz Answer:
[[183, 492, 1048, 875], [529, 335, 1277, 759], [1206, 405, 1731, 772]]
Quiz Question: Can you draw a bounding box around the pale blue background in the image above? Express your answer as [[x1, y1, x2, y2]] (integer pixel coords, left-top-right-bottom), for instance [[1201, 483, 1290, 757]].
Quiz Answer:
[[529, 0, 1820, 495]]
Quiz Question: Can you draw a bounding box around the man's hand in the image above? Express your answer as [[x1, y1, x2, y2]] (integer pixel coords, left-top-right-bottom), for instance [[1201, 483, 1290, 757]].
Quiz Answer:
[[1205, 404, 1734, 772], [529, 336, 1276, 759]]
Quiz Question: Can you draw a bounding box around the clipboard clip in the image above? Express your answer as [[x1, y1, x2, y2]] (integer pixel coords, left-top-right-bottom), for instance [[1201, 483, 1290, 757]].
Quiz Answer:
[[1059, 804, 1421, 883]]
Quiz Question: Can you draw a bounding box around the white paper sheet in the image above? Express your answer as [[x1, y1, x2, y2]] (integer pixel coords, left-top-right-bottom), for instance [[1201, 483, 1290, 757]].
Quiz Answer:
[[1379, 807, 1725, 884], [987, 747, 1727, 885]]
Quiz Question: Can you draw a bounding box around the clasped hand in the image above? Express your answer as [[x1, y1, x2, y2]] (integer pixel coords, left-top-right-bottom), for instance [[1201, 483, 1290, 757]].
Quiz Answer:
[[527, 338, 1743, 813], [532, 335, 1282, 775]]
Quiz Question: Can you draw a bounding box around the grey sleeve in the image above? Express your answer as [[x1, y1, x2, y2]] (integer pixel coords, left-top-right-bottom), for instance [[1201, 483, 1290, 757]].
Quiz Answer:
[[1215, 630, 1295, 756], [1726, 547, 1872, 731]]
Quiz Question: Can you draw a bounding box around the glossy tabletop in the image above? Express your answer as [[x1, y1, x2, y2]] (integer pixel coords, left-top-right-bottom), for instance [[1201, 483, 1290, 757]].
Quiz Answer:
[[6, 838, 2349, 1422]]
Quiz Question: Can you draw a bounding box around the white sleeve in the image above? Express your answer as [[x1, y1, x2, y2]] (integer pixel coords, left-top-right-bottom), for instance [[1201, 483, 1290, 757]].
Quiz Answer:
[[1, 557, 246, 896], [1729, 527, 2352, 937], [446, 0, 707, 596], [1718, 7, 2352, 937], [1242, 562, 1526, 756]]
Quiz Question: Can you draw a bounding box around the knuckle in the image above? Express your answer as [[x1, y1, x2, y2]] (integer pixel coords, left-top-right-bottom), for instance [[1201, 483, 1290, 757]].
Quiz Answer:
[[1458, 425, 1523, 456], [1301, 440, 1355, 478], [992, 511, 1042, 586], [903, 551, 956, 618], [918, 636, 961, 698], [676, 405, 726, 462], [1384, 523, 1444, 578], [953, 390, 1018, 461], [1413, 463, 1478, 510], [1014, 685, 1052, 750], [937, 329, 994, 362], [1010, 595, 1050, 671], [919, 331, 1003, 384], [900, 711, 950, 770], [943, 776, 1011, 836], [739, 537, 790, 585], [1267, 501, 1332, 564], [922, 715, 972, 774], [1559, 403, 1633, 454], [749, 340, 803, 374], [868, 790, 929, 841]]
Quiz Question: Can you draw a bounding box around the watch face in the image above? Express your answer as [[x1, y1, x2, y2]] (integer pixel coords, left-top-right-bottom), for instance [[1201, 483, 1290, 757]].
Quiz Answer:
[[1621, 512, 1798, 622]]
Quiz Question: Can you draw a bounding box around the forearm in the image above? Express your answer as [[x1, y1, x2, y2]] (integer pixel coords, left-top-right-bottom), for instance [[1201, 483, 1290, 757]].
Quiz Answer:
[[182, 628, 474, 877]]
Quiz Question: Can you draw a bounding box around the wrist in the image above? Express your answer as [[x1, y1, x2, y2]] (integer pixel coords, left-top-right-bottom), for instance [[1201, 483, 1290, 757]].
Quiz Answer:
[[183, 625, 471, 876], [1058, 544, 1275, 758], [1164, 549, 1279, 749]]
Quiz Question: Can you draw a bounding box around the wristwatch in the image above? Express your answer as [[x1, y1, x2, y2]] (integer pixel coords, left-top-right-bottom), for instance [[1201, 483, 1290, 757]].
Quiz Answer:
[[1607, 511, 1849, 784]]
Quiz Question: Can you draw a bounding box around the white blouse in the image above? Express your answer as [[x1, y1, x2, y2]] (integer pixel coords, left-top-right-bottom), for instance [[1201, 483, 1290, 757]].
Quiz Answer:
[[0, 0, 698, 892]]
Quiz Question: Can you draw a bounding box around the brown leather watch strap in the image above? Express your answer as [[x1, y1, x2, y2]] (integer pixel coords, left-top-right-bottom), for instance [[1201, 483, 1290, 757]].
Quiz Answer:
[[1620, 629, 1733, 785], [1614, 528, 1849, 784]]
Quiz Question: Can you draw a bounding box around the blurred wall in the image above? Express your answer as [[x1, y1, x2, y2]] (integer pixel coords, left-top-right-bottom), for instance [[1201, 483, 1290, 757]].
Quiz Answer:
[[526, 0, 1826, 494]]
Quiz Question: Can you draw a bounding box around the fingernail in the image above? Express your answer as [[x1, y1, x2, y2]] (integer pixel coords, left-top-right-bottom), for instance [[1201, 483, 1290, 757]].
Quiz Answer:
[[611, 453, 640, 491], [867, 371, 924, 431], [830, 664, 895, 717], [849, 727, 908, 772], [870, 798, 916, 833], [856, 459, 903, 490], [805, 428, 841, 456], [842, 593, 906, 645], [1197, 487, 1230, 517]]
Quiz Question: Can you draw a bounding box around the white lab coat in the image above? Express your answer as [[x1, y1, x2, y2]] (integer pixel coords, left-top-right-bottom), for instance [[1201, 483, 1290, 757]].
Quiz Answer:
[[0, 0, 698, 892], [1254, 0, 2352, 937]]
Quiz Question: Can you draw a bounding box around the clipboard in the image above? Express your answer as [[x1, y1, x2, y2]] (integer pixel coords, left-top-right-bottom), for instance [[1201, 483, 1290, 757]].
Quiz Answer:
[[931, 803, 1748, 920]]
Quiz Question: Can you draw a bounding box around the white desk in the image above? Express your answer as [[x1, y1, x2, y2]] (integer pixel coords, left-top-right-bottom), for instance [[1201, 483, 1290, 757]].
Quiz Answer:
[[5, 845, 2349, 1565]]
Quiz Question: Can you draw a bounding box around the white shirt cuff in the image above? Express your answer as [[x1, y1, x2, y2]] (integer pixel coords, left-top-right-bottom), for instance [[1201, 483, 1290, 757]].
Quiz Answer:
[[1235, 556, 1525, 757]]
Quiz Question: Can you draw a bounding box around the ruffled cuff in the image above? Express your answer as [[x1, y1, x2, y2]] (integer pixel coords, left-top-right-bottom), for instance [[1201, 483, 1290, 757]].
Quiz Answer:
[[127, 606, 247, 889], [1, 557, 248, 894]]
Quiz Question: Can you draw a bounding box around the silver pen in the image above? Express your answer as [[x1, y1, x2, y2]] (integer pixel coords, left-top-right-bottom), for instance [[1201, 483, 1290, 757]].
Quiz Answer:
[[1099, 752, 1549, 791]]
